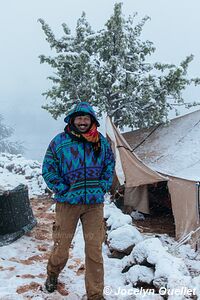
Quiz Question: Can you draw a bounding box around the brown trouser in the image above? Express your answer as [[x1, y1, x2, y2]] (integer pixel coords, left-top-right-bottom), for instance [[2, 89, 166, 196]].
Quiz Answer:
[[47, 202, 105, 300]]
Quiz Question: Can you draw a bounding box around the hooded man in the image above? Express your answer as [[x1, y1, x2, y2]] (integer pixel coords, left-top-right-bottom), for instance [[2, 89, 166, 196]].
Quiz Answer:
[[42, 102, 115, 300]]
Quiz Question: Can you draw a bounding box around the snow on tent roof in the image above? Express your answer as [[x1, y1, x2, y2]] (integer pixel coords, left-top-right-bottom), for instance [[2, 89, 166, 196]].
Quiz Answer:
[[123, 109, 200, 181]]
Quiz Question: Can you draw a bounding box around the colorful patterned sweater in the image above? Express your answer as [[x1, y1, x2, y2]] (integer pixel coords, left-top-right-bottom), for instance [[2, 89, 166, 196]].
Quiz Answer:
[[42, 103, 115, 204]]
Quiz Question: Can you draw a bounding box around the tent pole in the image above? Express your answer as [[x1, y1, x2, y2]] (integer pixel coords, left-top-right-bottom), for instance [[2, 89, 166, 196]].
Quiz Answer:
[[196, 182, 200, 224], [196, 182, 200, 250]]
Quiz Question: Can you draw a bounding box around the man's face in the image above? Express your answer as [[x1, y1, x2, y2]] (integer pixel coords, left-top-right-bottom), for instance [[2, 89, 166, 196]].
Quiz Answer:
[[73, 114, 92, 133]]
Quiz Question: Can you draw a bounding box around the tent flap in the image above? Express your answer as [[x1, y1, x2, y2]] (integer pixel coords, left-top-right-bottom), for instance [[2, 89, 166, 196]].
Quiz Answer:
[[106, 116, 167, 188], [168, 176, 200, 240]]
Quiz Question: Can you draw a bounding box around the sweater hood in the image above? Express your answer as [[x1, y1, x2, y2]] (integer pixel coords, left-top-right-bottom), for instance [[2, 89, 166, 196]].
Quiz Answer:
[[64, 102, 100, 126]]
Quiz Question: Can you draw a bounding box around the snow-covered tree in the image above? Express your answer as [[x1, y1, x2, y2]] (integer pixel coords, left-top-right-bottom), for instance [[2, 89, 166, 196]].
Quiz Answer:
[[38, 12, 97, 119], [0, 115, 24, 154], [39, 2, 200, 129]]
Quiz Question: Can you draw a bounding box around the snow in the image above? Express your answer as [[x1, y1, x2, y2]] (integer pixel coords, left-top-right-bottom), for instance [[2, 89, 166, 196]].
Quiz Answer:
[[131, 210, 145, 221], [122, 236, 200, 299], [192, 276, 200, 298], [131, 109, 200, 181], [0, 152, 46, 197], [108, 225, 143, 252], [106, 209, 132, 230], [126, 265, 154, 286], [0, 153, 200, 299]]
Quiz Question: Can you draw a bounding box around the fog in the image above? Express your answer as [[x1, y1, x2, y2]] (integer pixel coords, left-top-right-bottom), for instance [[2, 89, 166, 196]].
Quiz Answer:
[[1, 0, 200, 161]]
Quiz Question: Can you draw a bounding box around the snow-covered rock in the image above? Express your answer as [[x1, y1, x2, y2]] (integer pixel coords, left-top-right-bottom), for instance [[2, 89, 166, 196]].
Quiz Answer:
[[0, 152, 46, 197], [123, 237, 195, 299], [107, 224, 143, 252], [126, 265, 154, 286], [106, 212, 132, 231], [104, 201, 120, 219], [131, 210, 145, 221], [104, 199, 134, 232]]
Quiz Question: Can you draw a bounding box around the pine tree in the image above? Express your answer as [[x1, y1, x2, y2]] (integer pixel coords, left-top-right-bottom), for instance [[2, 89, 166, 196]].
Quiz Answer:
[[0, 115, 24, 154], [39, 3, 200, 129]]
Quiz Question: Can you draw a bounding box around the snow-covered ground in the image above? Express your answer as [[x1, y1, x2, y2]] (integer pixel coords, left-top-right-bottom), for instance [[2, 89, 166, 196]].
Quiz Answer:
[[0, 153, 200, 299], [0, 196, 200, 299]]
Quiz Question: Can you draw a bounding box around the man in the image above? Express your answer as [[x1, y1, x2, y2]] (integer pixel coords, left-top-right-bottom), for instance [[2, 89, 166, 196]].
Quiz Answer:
[[42, 102, 115, 300]]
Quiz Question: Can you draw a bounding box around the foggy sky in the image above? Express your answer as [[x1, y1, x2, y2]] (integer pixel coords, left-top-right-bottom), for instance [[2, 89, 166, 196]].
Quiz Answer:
[[1, 0, 200, 161]]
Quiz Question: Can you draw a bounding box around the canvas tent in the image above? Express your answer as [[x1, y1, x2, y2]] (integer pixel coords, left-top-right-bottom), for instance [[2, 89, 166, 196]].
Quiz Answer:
[[106, 111, 200, 245]]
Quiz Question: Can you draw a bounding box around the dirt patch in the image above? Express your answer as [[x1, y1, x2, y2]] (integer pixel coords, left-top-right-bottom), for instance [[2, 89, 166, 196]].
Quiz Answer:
[[37, 244, 48, 252], [0, 266, 15, 272], [9, 257, 33, 265], [76, 264, 85, 276], [16, 273, 46, 279], [25, 198, 55, 243], [9, 253, 50, 265], [37, 273, 46, 278], [68, 264, 75, 269], [57, 282, 69, 296], [38, 213, 55, 220], [133, 215, 175, 237], [17, 274, 35, 279], [34, 229, 51, 241], [16, 282, 42, 294]]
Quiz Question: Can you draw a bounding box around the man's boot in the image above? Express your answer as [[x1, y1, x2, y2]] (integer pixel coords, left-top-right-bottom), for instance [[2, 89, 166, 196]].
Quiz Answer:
[[45, 275, 58, 293]]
